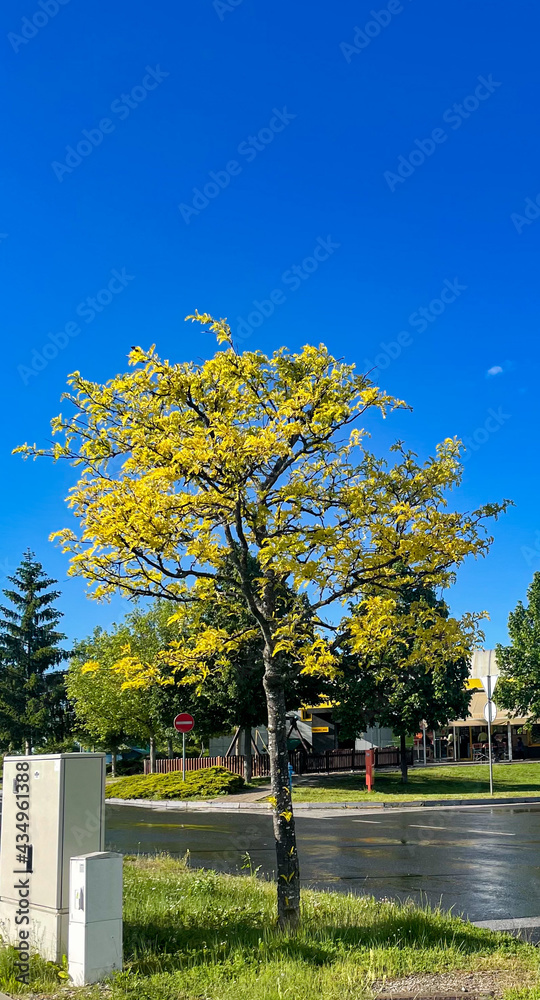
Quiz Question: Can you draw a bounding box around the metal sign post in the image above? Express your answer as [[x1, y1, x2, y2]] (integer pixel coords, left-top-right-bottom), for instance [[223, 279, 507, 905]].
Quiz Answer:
[[173, 714, 195, 782], [480, 675, 498, 797], [487, 701, 493, 796], [421, 720, 427, 767]]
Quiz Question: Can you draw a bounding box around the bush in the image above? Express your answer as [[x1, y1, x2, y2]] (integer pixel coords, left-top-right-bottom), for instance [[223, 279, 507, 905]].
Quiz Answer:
[[114, 759, 145, 776], [106, 765, 245, 800]]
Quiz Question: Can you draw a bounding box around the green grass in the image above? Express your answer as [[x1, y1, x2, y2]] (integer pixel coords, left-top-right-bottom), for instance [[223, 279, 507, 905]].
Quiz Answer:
[[2, 856, 537, 999], [291, 762, 540, 802], [506, 989, 540, 1000], [106, 766, 245, 800]]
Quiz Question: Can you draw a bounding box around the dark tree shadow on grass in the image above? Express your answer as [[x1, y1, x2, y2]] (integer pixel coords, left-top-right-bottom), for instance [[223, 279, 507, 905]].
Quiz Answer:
[[123, 906, 519, 977]]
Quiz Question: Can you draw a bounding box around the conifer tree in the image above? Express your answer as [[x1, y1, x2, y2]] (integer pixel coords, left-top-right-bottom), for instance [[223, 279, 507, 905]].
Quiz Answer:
[[0, 551, 70, 753]]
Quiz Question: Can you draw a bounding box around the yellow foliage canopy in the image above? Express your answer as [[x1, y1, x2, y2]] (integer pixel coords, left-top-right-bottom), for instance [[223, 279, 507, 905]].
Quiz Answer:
[[16, 313, 508, 671]]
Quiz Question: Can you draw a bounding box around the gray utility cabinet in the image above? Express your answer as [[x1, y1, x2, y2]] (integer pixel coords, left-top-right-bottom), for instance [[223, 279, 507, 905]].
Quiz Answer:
[[0, 753, 106, 963]]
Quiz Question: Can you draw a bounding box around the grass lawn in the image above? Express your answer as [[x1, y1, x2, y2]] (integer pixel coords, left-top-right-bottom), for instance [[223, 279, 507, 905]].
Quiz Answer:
[[2, 856, 538, 999], [291, 762, 540, 802]]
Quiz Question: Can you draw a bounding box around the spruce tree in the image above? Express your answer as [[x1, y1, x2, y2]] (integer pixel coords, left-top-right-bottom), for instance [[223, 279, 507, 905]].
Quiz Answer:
[[0, 551, 70, 753]]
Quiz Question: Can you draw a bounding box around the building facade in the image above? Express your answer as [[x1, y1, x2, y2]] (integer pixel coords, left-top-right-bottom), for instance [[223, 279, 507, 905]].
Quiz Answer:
[[210, 650, 540, 761]]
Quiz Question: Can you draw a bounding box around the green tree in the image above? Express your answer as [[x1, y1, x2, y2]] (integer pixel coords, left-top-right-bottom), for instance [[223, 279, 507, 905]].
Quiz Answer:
[[170, 559, 325, 779], [0, 551, 70, 753], [17, 314, 506, 925], [334, 583, 473, 782], [496, 572, 540, 721], [67, 602, 184, 774]]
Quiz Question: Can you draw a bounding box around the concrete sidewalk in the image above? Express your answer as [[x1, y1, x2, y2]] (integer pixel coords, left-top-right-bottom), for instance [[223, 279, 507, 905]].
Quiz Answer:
[[473, 916, 540, 942]]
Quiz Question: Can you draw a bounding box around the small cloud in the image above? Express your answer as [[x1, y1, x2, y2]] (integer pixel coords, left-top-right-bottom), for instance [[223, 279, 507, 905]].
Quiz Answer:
[[486, 360, 515, 378]]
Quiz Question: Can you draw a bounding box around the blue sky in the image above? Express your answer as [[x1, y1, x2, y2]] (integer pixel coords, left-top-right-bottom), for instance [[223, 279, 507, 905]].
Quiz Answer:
[[1, 0, 538, 647]]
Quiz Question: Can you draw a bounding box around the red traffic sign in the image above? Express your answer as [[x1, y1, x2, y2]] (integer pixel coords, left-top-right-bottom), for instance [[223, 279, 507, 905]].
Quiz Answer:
[[174, 713, 194, 733]]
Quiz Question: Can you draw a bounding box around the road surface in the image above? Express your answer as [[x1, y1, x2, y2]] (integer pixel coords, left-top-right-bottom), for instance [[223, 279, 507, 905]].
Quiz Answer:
[[105, 801, 540, 921]]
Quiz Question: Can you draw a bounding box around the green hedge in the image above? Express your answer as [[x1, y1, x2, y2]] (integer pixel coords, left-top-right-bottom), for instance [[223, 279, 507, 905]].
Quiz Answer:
[[106, 765, 245, 800]]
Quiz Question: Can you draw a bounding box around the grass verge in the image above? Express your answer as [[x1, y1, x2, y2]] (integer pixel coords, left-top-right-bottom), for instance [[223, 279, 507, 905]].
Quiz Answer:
[[291, 762, 540, 802], [1, 856, 538, 999]]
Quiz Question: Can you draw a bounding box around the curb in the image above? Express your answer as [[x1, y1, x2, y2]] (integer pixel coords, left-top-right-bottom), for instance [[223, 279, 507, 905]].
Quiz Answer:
[[473, 916, 540, 932], [291, 795, 540, 810], [106, 797, 271, 811], [106, 794, 540, 813]]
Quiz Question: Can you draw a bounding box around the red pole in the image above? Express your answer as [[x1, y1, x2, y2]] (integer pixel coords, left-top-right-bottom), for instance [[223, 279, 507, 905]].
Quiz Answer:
[[365, 748, 374, 792]]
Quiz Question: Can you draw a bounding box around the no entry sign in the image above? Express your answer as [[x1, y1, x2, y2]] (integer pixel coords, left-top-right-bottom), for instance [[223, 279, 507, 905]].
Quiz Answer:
[[174, 713, 194, 733]]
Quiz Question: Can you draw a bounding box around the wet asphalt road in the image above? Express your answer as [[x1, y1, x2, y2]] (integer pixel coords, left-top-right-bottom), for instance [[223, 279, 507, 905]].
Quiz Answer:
[[105, 802, 540, 922]]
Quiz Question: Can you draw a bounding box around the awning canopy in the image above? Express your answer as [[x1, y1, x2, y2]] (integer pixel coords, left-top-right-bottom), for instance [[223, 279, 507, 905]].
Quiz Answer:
[[449, 690, 529, 727]]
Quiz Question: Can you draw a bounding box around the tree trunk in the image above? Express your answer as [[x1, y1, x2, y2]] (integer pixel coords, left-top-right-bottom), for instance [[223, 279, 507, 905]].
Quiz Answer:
[[263, 642, 300, 929], [244, 727, 252, 783], [400, 733, 408, 784], [149, 736, 157, 774], [167, 738, 173, 759], [111, 751, 117, 778]]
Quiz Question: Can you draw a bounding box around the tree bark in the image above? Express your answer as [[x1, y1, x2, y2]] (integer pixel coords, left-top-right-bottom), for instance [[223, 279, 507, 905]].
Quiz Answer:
[[244, 727, 252, 783], [400, 733, 408, 784], [149, 736, 157, 774], [111, 751, 117, 778], [263, 642, 300, 929]]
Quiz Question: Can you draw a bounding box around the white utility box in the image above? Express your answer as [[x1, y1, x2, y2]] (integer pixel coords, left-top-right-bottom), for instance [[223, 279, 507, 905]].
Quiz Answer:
[[0, 753, 106, 964], [68, 852, 123, 985]]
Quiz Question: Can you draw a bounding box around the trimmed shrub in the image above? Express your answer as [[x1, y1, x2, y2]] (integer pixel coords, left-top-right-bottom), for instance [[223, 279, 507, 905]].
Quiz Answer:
[[106, 765, 245, 800]]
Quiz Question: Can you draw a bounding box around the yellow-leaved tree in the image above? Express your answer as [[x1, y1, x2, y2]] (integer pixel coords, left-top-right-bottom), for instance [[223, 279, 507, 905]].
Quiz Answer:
[[16, 312, 508, 927]]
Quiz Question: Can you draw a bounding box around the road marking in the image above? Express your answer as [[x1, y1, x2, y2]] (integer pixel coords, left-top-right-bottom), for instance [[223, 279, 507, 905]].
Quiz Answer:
[[462, 829, 515, 837], [410, 824, 448, 830], [410, 824, 515, 837], [352, 821, 515, 836]]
